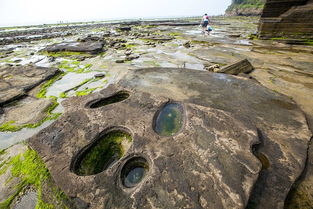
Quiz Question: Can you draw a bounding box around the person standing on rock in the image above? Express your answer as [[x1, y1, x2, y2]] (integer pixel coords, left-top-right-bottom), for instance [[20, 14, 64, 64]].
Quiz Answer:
[[200, 14, 210, 34]]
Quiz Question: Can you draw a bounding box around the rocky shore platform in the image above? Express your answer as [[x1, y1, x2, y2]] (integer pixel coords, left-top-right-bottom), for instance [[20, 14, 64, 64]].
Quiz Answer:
[[0, 16, 312, 208]]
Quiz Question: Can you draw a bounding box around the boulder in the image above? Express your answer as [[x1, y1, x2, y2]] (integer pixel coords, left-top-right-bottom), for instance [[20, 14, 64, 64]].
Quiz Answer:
[[183, 41, 191, 48], [94, 73, 105, 78], [43, 41, 104, 54], [29, 68, 311, 209], [205, 64, 220, 72], [214, 59, 254, 75]]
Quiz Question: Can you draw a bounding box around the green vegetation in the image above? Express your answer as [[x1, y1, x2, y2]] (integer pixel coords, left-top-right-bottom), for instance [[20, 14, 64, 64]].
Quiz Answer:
[[0, 148, 68, 208], [58, 61, 93, 73], [75, 87, 99, 97], [59, 92, 67, 98], [75, 131, 132, 175], [125, 43, 137, 48], [0, 121, 20, 132], [271, 37, 313, 46], [36, 72, 65, 98], [60, 77, 103, 98], [191, 40, 211, 45], [168, 32, 183, 37], [226, 0, 265, 13]]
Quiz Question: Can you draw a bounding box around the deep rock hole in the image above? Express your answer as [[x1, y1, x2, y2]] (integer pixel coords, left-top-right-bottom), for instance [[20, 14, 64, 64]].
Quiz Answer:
[[120, 157, 149, 188], [153, 102, 185, 137], [87, 91, 130, 108], [72, 129, 132, 176]]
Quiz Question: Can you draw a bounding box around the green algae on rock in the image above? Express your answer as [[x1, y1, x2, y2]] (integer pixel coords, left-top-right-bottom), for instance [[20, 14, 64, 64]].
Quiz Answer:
[[36, 72, 65, 98], [153, 102, 184, 136], [0, 147, 68, 209], [72, 130, 132, 176]]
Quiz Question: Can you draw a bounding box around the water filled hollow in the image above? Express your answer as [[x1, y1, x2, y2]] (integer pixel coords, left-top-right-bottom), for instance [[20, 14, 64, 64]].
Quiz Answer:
[[88, 91, 130, 108], [72, 129, 132, 176], [153, 102, 184, 136], [121, 157, 149, 188]]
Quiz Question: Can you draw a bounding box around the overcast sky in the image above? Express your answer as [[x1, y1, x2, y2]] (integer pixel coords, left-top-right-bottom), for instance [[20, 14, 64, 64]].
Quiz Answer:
[[0, 0, 231, 27]]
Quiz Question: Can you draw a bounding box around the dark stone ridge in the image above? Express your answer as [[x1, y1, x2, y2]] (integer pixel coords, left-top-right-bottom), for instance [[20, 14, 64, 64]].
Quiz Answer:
[[43, 41, 104, 54], [0, 65, 60, 106], [117, 26, 132, 31], [77, 34, 105, 42], [29, 68, 311, 209], [258, 0, 313, 39]]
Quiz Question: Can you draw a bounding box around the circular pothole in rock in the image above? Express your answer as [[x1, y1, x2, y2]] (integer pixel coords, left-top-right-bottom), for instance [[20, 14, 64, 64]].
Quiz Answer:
[[72, 129, 132, 176], [121, 157, 149, 188], [87, 91, 130, 108], [153, 102, 185, 136]]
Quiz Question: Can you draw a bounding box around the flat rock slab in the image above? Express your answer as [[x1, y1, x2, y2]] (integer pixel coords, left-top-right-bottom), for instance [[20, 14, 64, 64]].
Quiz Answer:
[[2, 98, 53, 126], [0, 66, 60, 106], [43, 41, 104, 54], [29, 68, 311, 209]]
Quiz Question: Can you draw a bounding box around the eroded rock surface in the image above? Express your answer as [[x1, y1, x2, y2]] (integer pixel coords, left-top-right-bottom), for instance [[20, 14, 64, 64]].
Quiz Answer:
[[29, 68, 311, 209], [0, 65, 60, 106], [1, 98, 54, 126], [258, 0, 313, 39]]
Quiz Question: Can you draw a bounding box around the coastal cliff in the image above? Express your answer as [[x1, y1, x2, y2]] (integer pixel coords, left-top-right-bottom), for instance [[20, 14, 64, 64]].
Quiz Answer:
[[225, 0, 266, 16]]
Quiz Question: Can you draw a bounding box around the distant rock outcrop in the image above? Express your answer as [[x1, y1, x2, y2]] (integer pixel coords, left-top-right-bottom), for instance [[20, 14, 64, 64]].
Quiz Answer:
[[225, 0, 266, 16]]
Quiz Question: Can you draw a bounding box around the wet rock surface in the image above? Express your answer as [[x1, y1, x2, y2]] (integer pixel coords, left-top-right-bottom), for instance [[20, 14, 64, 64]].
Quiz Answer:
[[0, 65, 60, 106], [13, 191, 37, 209], [29, 68, 311, 209]]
